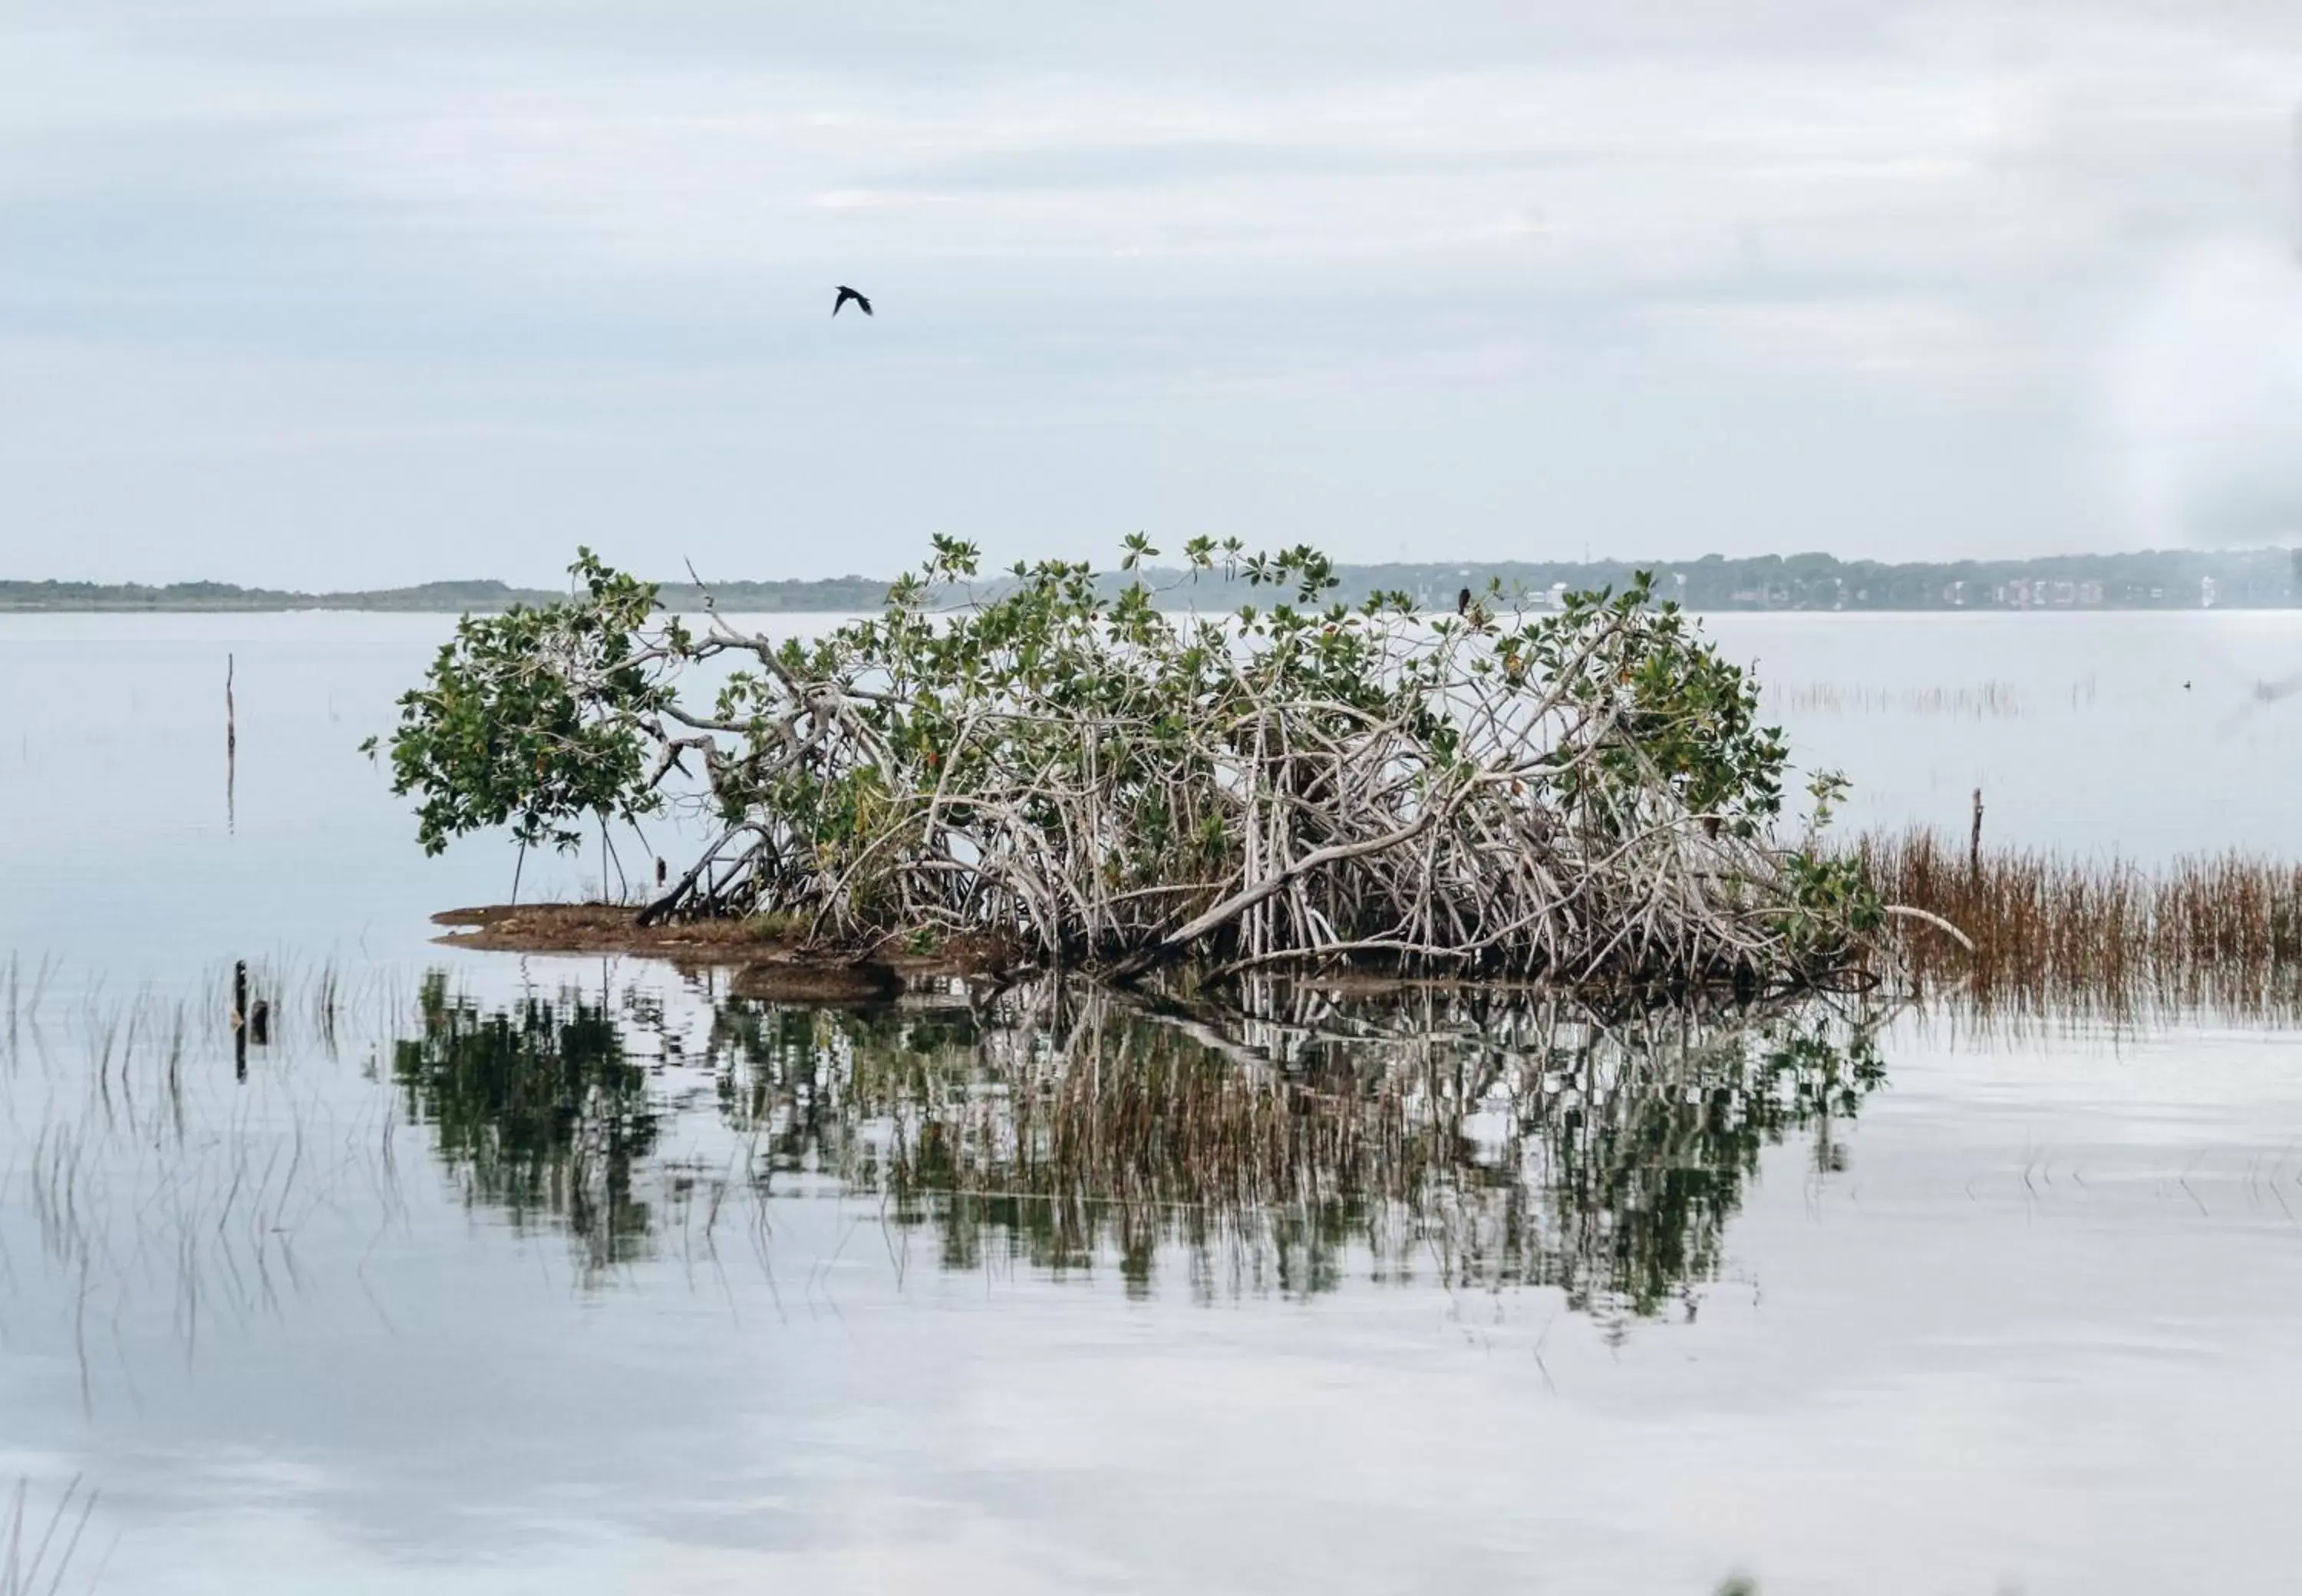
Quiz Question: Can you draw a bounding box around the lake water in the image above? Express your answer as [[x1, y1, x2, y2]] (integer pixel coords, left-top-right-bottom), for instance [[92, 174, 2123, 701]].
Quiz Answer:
[[3, 610, 2301, 1594]]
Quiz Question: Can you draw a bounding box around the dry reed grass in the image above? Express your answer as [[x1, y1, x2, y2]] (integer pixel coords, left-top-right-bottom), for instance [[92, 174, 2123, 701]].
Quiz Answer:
[[2, 1476, 97, 1596], [1782, 681, 2032, 717], [1859, 827, 2302, 1021], [1, 958, 415, 1410]]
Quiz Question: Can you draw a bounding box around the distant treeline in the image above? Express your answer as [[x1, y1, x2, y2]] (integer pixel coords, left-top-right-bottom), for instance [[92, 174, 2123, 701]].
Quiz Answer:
[[0, 578, 562, 612], [0, 575, 896, 613], [5, 547, 2298, 613]]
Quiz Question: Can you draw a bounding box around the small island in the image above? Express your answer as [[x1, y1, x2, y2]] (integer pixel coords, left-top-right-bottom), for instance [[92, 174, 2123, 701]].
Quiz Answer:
[[368, 535, 1904, 996]]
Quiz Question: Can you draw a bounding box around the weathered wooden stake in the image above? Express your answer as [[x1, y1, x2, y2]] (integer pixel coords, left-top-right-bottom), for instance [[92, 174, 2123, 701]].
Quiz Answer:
[[1969, 787, 1984, 878], [226, 653, 238, 830], [232, 958, 249, 1081]]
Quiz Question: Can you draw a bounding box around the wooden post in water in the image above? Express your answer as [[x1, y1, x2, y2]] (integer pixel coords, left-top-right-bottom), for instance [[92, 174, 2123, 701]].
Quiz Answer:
[[232, 958, 249, 1081], [1969, 787, 1984, 879], [226, 653, 237, 830]]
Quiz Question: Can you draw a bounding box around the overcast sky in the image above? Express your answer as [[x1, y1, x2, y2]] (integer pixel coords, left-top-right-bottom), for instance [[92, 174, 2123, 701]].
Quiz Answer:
[[8, 2, 2302, 586]]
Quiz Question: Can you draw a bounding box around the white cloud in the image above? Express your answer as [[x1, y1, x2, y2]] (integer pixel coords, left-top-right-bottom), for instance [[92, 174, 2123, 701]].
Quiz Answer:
[[1641, 296, 2040, 385], [2103, 243, 2302, 546]]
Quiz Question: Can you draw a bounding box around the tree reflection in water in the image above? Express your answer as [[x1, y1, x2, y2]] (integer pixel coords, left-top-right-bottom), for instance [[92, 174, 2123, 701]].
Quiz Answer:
[[393, 973, 1885, 1324], [391, 973, 661, 1274]]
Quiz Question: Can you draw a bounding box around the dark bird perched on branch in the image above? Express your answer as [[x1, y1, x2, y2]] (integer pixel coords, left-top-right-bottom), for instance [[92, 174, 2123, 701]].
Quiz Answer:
[[1457, 586, 1472, 616], [833, 285, 873, 318]]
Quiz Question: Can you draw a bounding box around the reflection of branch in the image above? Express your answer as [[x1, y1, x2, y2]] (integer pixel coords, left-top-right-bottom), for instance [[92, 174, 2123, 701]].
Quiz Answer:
[[1093, 985, 1282, 1078]]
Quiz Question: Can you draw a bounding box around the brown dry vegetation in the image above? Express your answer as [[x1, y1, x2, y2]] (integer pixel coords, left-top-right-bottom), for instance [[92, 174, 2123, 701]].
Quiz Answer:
[[1860, 828, 2302, 1021]]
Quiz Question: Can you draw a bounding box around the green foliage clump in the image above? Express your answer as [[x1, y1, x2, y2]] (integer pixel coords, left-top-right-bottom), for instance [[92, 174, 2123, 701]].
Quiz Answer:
[[364, 552, 688, 856]]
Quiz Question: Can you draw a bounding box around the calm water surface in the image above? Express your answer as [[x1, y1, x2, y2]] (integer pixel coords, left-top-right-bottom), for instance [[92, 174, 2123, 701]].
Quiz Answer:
[[2, 611, 2300, 1594]]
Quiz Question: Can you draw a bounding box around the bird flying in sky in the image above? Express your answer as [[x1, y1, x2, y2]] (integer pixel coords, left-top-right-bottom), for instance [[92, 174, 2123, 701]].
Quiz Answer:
[[833, 285, 873, 318]]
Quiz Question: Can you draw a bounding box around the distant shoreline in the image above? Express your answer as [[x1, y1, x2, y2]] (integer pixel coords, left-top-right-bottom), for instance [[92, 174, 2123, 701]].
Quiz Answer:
[[5, 547, 2298, 614], [0, 577, 895, 615]]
